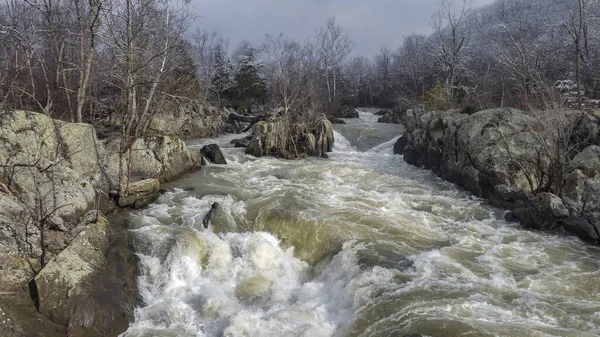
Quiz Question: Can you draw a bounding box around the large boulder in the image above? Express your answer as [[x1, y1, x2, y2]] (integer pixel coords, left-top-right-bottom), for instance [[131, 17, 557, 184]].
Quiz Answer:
[[104, 134, 199, 187], [245, 117, 333, 159], [378, 108, 406, 124], [333, 105, 359, 118], [116, 178, 161, 209], [0, 111, 97, 227], [563, 145, 600, 215], [33, 211, 137, 336], [34, 212, 109, 326], [402, 108, 548, 198], [396, 107, 600, 242], [148, 103, 229, 140], [200, 144, 227, 164], [55, 121, 107, 188]]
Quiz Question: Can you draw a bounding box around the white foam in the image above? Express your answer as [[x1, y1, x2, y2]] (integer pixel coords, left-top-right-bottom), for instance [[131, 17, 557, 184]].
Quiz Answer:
[[368, 135, 401, 154], [332, 130, 354, 153], [123, 221, 396, 337]]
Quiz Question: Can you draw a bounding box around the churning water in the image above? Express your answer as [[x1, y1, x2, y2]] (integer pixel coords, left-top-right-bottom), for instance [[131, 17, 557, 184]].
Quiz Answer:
[[121, 110, 600, 337]]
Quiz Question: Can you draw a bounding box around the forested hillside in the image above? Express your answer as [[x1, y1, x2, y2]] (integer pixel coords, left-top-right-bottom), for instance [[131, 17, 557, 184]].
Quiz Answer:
[[1, 0, 598, 131], [352, 0, 600, 110]]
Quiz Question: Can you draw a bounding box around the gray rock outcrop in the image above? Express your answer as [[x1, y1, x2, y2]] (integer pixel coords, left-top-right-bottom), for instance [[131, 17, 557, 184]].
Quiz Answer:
[[201, 144, 227, 164], [104, 134, 199, 187], [333, 105, 359, 118], [148, 103, 229, 139], [33, 211, 138, 337], [245, 117, 334, 159], [116, 178, 161, 209], [395, 107, 600, 243], [0, 109, 201, 336]]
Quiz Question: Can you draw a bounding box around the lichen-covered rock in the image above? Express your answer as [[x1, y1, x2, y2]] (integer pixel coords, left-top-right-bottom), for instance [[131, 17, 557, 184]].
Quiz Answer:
[[396, 107, 600, 243], [563, 145, 600, 215], [0, 111, 96, 227], [55, 121, 107, 188], [104, 134, 199, 186], [0, 110, 194, 336], [32, 211, 138, 337], [400, 108, 547, 197], [117, 178, 160, 209], [0, 191, 39, 290], [34, 212, 110, 325], [148, 103, 229, 140], [245, 117, 334, 159]]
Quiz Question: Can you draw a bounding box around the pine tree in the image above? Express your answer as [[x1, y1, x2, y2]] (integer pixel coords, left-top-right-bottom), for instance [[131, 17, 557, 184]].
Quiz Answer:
[[234, 46, 266, 110], [211, 44, 235, 107]]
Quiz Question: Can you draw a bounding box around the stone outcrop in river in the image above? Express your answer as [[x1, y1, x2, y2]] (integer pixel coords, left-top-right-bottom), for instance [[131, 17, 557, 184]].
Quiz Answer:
[[395, 107, 600, 243], [244, 116, 334, 159], [333, 104, 359, 118], [377, 108, 407, 124], [0, 109, 201, 336], [148, 102, 231, 139]]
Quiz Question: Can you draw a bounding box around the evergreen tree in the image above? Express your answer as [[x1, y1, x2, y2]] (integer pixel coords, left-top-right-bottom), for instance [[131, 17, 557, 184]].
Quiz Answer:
[[234, 46, 266, 110], [211, 44, 235, 107]]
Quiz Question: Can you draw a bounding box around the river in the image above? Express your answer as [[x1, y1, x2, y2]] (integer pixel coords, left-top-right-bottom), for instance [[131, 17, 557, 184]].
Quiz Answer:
[[121, 109, 600, 337]]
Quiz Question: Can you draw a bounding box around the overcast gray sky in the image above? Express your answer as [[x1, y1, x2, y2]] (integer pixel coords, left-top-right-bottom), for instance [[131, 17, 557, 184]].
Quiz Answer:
[[191, 0, 495, 57]]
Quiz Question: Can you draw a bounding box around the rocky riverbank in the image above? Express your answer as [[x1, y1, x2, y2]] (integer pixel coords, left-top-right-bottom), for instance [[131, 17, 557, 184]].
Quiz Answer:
[[0, 110, 203, 337], [394, 107, 600, 243]]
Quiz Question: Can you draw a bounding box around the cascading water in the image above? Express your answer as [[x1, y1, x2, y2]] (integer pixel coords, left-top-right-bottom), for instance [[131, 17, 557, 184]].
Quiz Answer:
[[121, 110, 600, 337]]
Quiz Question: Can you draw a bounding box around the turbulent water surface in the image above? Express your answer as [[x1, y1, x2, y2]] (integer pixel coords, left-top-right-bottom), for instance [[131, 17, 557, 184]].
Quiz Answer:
[[122, 109, 600, 337]]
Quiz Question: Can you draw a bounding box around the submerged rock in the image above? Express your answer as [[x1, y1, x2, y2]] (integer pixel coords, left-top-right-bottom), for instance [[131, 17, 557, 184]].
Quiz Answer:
[[200, 144, 227, 165], [235, 275, 272, 303], [203, 202, 219, 228]]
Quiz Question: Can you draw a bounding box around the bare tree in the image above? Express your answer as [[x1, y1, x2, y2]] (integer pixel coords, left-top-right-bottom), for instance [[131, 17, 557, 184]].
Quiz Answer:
[[563, 0, 597, 109], [262, 34, 306, 115], [431, 0, 473, 102], [103, 0, 193, 194], [374, 46, 393, 102], [316, 17, 353, 106], [493, 24, 546, 109]]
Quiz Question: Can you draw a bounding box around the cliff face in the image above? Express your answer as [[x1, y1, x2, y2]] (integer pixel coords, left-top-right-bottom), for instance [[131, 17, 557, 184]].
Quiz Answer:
[[0, 110, 201, 337], [395, 107, 600, 243]]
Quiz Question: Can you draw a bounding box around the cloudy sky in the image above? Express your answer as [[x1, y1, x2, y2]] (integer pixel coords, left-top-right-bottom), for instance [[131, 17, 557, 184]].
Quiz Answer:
[[190, 0, 495, 57]]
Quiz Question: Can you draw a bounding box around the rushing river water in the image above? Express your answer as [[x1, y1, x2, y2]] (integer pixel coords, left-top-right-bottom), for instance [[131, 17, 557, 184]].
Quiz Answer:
[[122, 110, 600, 337]]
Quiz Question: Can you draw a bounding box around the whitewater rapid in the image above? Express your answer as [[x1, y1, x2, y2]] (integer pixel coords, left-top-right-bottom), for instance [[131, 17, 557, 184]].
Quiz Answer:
[[121, 110, 600, 337]]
